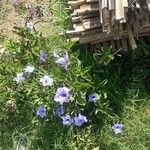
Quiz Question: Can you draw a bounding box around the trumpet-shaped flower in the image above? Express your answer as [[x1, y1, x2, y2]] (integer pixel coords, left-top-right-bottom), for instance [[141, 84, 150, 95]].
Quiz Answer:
[[62, 115, 73, 126], [54, 52, 69, 70], [55, 106, 64, 117], [74, 114, 88, 127], [14, 73, 25, 84], [24, 66, 34, 74], [40, 75, 53, 87], [40, 51, 47, 62], [88, 93, 97, 102], [26, 21, 34, 30], [54, 87, 70, 104], [112, 123, 124, 134], [37, 107, 46, 118]]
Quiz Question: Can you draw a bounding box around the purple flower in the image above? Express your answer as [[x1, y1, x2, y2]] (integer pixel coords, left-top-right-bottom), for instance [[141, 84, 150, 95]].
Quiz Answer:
[[88, 93, 97, 102], [62, 115, 73, 126], [24, 66, 34, 74], [36, 107, 46, 118], [26, 21, 34, 30], [14, 73, 25, 84], [54, 87, 70, 104], [74, 114, 88, 127], [40, 75, 53, 87], [54, 51, 69, 70], [112, 123, 124, 134], [40, 51, 47, 62], [55, 106, 64, 117]]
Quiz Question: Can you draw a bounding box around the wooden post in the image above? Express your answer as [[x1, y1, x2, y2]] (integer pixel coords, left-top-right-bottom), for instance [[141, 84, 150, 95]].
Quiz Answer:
[[127, 23, 137, 50]]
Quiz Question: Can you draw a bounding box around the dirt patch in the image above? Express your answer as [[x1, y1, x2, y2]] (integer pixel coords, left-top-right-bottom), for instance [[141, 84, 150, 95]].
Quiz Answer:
[[0, 0, 52, 43]]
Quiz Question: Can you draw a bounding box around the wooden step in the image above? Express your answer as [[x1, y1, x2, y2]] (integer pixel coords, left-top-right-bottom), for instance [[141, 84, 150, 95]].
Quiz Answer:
[[68, 0, 98, 6]]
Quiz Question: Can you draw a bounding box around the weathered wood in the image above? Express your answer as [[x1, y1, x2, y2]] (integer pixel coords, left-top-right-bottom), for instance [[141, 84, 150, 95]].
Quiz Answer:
[[83, 17, 101, 29], [86, 0, 99, 2], [80, 32, 112, 43], [73, 17, 101, 31], [82, 27, 102, 36], [108, 0, 115, 10], [147, 0, 150, 10], [68, 0, 99, 6], [127, 23, 137, 49], [73, 23, 84, 32], [80, 4, 99, 13], [66, 30, 82, 36], [82, 26, 150, 44], [115, 0, 124, 20], [101, 0, 108, 9], [65, 0, 150, 50], [72, 12, 99, 23], [68, 0, 85, 6], [121, 38, 128, 50]]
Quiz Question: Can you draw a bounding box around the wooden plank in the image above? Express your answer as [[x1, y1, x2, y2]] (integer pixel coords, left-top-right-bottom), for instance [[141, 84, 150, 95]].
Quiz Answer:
[[68, 0, 85, 6], [82, 17, 101, 29], [80, 32, 109, 43], [75, 4, 99, 15], [66, 30, 82, 35], [108, 0, 115, 10], [68, 0, 98, 6], [121, 38, 128, 50], [73, 23, 84, 32], [127, 23, 137, 49], [102, 7, 111, 32], [102, 7, 110, 25], [101, 0, 108, 9], [82, 27, 102, 36], [72, 16, 82, 23], [86, 0, 99, 2], [122, 0, 128, 7], [72, 12, 99, 23], [91, 32, 129, 44], [115, 0, 124, 20], [147, 0, 150, 10], [73, 17, 101, 32], [67, 37, 80, 42], [80, 26, 150, 44], [98, 0, 103, 23], [80, 3, 99, 10]]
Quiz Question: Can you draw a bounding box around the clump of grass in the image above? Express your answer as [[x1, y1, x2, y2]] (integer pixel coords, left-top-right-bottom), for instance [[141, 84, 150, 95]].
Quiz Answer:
[[15, 3, 27, 15], [49, 1, 71, 30], [65, 43, 150, 150]]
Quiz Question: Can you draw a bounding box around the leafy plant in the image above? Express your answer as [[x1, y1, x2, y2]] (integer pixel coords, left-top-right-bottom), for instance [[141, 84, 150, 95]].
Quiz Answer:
[[93, 46, 115, 66], [49, 1, 71, 30], [0, 27, 112, 133]]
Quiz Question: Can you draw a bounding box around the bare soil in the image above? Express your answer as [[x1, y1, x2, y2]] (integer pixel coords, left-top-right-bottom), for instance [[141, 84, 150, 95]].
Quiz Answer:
[[0, 0, 52, 43]]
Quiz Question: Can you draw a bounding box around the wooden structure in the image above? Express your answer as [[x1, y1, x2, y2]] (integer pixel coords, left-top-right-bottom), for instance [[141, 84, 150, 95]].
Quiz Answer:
[[65, 0, 150, 50]]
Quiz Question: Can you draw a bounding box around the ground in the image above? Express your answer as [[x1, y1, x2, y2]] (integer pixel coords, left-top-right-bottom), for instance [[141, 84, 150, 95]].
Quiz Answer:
[[0, 0, 52, 43]]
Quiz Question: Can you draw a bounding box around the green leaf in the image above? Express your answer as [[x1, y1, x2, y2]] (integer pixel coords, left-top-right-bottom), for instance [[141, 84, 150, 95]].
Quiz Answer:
[[76, 92, 86, 106], [76, 97, 86, 106], [93, 53, 101, 63], [99, 79, 108, 86], [103, 92, 107, 99]]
